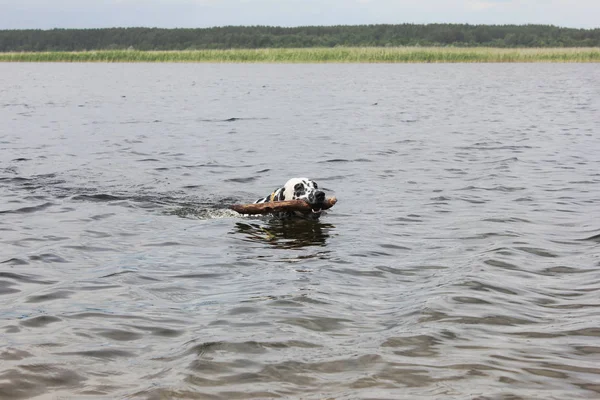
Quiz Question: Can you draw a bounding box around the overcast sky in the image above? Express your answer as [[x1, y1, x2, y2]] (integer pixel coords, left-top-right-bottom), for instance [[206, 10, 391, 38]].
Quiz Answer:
[[1, 0, 598, 30]]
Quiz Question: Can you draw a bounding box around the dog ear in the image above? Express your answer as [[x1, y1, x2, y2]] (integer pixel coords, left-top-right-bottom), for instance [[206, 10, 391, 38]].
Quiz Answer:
[[269, 188, 284, 201], [275, 188, 286, 201]]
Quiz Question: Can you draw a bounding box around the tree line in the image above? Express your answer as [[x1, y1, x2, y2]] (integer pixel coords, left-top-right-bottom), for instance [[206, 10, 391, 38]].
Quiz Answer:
[[1, 24, 599, 52]]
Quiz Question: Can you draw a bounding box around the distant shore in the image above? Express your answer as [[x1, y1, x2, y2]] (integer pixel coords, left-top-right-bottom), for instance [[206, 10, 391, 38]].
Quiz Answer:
[[1, 47, 599, 63]]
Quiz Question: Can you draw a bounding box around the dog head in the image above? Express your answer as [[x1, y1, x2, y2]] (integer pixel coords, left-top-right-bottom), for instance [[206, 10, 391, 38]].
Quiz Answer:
[[254, 177, 327, 219], [282, 177, 326, 208]]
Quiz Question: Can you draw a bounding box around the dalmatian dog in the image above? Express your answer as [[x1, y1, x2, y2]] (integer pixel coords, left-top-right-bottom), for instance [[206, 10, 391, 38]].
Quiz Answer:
[[255, 177, 326, 219]]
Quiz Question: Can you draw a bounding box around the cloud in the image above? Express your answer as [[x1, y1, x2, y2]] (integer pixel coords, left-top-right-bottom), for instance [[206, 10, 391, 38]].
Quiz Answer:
[[467, 0, 510, 11], [0, 0, 597, 29]]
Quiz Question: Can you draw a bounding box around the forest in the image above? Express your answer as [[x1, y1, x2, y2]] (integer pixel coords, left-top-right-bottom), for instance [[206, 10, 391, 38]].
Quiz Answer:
[[1, 24, 599, 52]]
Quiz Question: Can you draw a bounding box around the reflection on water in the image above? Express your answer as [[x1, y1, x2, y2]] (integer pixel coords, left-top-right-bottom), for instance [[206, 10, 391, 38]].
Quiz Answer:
[[232, 220, 334, 249]]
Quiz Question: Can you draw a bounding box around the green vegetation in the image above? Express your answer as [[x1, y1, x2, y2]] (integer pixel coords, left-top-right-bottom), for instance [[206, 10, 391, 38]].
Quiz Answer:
[[1, 24, 599, 52], [1, 47, 598, 63], [2, 25, 598, 63]]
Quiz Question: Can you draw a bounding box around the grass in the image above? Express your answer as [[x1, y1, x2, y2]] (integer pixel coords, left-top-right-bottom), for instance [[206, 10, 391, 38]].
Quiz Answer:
[[1, 47, 599, 63]]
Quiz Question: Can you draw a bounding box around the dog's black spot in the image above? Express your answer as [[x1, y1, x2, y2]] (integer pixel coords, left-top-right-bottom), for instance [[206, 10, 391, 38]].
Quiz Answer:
[[293, 183, 306, 199]]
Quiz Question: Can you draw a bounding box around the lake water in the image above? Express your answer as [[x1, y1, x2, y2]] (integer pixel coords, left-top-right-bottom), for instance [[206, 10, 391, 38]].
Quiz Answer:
[[1, 63, 599, 399]]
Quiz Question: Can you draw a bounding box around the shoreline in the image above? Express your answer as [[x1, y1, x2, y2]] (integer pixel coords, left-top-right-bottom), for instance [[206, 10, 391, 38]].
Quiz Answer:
[[1, 47, 599, 63]]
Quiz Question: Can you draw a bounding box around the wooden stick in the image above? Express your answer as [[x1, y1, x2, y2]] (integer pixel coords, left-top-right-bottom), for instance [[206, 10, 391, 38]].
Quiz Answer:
[[230, 197, 337, 215]]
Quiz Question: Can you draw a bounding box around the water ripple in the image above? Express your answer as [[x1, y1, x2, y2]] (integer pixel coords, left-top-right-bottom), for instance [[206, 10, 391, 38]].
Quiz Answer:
[[1, 63, 599, 399]]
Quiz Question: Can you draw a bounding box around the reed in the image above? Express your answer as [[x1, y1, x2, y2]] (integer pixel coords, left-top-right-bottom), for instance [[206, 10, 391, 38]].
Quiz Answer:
[[1, 47, 599, 63]]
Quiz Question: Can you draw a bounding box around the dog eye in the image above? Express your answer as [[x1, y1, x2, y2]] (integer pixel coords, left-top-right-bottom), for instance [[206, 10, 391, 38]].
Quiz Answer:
[[312, 182, 318, 189], [294, 183, 303, 190]]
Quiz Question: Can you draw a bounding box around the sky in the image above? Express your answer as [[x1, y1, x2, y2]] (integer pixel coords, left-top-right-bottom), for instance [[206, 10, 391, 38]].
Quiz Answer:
[[0, 0, 598, 30]]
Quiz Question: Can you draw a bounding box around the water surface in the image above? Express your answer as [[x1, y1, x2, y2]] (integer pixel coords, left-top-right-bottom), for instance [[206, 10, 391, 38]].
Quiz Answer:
[[1, 63, 599, 399]]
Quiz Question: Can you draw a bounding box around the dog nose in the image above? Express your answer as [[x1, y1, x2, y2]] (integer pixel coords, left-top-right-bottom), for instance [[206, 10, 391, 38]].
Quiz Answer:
[[315, 191, 325, 202]]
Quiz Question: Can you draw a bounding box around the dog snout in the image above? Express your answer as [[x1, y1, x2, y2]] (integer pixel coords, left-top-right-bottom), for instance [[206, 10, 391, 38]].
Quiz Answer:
[[315, 191, 325, 203]]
